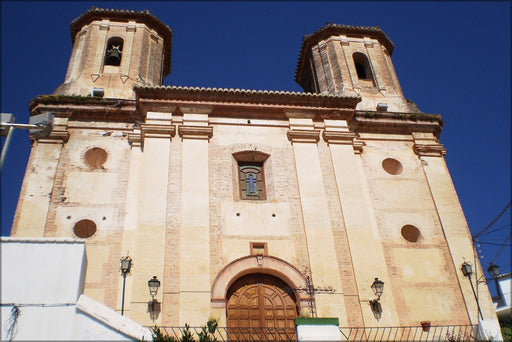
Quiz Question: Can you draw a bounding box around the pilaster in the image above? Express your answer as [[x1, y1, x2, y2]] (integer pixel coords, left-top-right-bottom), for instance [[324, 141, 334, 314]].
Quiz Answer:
[[130, 111, 173, 325], [178, 106, 212, 325], [286, 114, 346, 320], [325, 119, 399, 326], [413, 132, 496, 324], [11, 117, 69, 237]]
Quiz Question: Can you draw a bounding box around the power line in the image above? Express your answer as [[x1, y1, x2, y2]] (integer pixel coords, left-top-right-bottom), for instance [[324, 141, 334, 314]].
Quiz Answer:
[[490, 232, 512, 264], [473, 201, 511, 239]]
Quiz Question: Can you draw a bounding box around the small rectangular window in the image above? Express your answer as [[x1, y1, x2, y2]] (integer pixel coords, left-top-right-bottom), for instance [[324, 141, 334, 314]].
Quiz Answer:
[[250, 242, 268, 256], [239, 162, 266, 200]]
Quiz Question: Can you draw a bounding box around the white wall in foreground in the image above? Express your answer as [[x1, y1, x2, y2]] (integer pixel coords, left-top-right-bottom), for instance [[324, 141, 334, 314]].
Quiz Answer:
[[1, 237, 151, 341]]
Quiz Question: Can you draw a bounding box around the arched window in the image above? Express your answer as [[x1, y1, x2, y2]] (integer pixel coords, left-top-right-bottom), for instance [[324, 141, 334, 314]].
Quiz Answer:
[[353, 52, 374, 81], [104, 37, 124, 66]]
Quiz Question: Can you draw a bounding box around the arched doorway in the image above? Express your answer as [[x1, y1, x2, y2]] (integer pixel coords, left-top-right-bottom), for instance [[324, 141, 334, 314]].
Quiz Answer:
[[226, 273, 297, 340]]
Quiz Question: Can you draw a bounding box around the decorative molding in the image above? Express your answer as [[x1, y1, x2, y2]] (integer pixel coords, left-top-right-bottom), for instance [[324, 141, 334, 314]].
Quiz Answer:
[[413, 143, 446, 157], [140, 123, 175, 140], [322, 131, 364, 153], [35, 130, 70, 144], [178, 125, 213, 140], [322, 131, 355, 144], [287, 129, 320, 143], [127, 131, 142, 147]]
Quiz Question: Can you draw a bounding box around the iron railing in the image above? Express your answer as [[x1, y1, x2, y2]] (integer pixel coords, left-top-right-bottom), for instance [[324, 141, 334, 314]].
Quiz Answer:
[[153, 324, 481, 341], [157, 326, 296, 341], [339, 324, 480, 341]]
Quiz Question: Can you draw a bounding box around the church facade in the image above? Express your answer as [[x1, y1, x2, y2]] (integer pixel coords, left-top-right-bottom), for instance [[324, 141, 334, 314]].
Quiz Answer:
[[11, 7, 499, 335]]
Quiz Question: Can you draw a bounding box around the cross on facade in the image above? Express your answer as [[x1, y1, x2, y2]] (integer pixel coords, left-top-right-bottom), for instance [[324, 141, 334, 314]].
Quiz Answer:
[[246, 173, 257, 194]]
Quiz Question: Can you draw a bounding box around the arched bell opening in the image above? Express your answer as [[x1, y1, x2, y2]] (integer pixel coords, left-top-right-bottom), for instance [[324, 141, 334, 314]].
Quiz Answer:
[[353, 52, 375, 87], [104, 37, 124, 67]]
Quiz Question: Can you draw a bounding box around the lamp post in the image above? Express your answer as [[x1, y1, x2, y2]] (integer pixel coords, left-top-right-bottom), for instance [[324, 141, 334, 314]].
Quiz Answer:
[[120, 256, 132, 315], [461, 262, 483, 320], [1, 112, 53, 172]]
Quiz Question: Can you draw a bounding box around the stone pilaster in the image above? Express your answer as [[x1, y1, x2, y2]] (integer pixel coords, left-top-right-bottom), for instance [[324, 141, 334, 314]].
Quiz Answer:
[[286, 114, 346, 320], [178, 106, 213, 325], [130, 110, 174, 326], [412, 132, 495, 324], [11, 117, 69, 237], [324, 119, 399, 326]]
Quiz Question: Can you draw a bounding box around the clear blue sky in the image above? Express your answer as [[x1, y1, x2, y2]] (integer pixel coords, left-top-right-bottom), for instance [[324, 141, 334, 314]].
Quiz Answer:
[[1, 2, 510, 290]]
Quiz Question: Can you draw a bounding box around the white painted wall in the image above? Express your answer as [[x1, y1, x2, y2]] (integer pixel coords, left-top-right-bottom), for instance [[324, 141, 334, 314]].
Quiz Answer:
[[1, 237, 151, 341]]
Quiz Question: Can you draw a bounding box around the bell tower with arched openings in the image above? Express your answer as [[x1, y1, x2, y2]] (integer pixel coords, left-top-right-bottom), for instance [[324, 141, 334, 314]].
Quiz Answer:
[[53, 7, 172, 99], [296, 24, 414, 113]]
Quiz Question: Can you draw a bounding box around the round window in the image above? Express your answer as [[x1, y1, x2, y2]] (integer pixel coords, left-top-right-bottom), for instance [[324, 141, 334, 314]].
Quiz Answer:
[[73, 219, 97, 238], [382, 158, 403, 175], [84, 147, 108, 168], [401, 225, 421, 242]]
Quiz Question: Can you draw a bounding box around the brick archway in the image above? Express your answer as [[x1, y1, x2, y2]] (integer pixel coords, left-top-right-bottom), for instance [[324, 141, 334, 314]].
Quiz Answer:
[[211, 255, 310, 312]]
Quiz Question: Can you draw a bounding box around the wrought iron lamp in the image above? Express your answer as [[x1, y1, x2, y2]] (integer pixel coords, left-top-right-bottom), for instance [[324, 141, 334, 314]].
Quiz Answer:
[[487, 263, 499, 278], [369, 278, 384, 319], [148, 276, 161, 321], [120, 256, 132, 315], [460, 262, 483, 319]]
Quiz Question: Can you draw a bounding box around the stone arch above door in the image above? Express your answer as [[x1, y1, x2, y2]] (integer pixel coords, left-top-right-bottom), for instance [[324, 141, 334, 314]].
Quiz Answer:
[[211, 255, 310, 310]]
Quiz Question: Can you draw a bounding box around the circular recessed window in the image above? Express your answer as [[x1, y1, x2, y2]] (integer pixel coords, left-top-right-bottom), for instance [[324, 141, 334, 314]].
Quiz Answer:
[[84, 147, 108, 168], [382, 158, 403, 175], [401, 225, 421, 242], [73, 219, 97, 238]]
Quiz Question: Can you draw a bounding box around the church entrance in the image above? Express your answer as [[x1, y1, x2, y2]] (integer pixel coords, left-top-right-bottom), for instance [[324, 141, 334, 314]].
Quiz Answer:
[[226, 273, 298, 341]]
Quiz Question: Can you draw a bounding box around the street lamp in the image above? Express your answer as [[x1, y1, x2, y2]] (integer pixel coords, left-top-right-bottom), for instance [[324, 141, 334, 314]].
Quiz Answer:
[[369, 278, 384, 319], [487, 263, 500, 278], [461, 262, 483, 320], [120, 256, 132, 315], [1, 112, 53, 172], [148, 276, 161, 320]]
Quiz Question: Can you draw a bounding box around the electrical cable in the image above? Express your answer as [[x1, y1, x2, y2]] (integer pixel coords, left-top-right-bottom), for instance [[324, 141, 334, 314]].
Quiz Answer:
[[473, 201, 511, 239], [490, 232, 512, 264]]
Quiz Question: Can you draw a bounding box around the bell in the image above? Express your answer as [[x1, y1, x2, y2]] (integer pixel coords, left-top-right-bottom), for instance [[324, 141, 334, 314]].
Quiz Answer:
[[105, 48, 121, 66]]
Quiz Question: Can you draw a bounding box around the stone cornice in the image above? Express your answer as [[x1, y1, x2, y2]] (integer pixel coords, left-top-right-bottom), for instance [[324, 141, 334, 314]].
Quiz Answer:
[[287, 129, 321, 143], [322, 131, 356, 144], [351, 111, 444, 137], [413, 143, 446, 157], [322, 131, 364, 153], [140, 123, 176, 139], [29, 96, 140, 123], [178, 125, 213, 140]]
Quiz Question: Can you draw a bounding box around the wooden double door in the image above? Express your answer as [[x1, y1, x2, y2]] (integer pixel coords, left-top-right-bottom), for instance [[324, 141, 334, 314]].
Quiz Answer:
[[226, 273, 298, 341]]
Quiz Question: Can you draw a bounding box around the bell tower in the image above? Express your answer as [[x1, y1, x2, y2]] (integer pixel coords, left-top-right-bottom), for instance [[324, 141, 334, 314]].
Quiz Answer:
[[296, 24, 414, 113], [54, 7, 172, 99]]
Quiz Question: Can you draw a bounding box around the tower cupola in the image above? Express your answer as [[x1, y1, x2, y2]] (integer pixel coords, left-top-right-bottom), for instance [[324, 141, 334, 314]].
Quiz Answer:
[[53, 7, 172, 99], [296, 24, 414, 113]]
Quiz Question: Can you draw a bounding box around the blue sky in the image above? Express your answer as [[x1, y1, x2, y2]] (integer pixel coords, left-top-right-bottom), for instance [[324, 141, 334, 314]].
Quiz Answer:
[[1, 2, 510, 291]]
